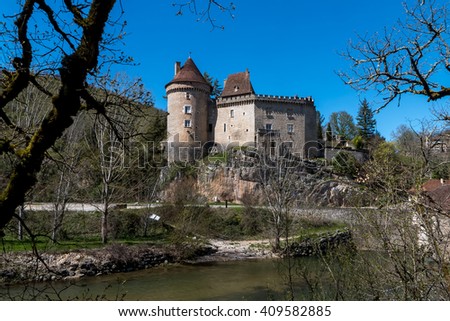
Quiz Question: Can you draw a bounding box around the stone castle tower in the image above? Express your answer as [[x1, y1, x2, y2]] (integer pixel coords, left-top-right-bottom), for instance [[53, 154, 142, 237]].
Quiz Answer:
[[165, 58, 212, 163]]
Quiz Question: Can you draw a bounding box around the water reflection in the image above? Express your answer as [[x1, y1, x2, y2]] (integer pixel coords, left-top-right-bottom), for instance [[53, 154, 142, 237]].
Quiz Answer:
[[1, 258, 318, 301]]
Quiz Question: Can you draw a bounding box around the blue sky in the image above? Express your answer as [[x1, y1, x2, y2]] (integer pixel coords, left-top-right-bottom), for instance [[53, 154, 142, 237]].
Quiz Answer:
[[2, 0, 447, 139]]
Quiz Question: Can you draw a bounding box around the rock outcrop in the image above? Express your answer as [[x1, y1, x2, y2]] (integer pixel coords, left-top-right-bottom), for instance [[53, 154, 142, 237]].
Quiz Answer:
[[163, 157, 370, 207], [286, 229, 354, 257], [0, 243, 217, 284]]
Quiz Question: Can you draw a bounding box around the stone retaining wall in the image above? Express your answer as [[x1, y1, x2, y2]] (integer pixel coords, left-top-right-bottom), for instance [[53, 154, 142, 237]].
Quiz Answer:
[[0, 243, 216, 284], [286, 229, 353, 257]]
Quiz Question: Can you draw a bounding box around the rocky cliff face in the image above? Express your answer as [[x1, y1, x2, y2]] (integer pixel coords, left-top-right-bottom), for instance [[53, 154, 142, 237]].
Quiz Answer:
[[162, 155, 370, 207], [197, 165, 263, 203]]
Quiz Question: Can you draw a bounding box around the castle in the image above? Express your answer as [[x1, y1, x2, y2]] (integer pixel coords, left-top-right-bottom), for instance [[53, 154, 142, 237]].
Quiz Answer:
[[165, 58, 317, 163]]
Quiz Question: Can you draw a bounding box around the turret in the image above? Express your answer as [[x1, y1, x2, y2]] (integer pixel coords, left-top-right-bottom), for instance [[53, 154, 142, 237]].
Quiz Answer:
[[165, 58, 211, 163]]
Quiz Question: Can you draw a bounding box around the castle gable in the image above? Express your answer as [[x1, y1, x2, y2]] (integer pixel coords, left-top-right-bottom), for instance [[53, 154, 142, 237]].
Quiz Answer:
[[221, 70, 255, 98]]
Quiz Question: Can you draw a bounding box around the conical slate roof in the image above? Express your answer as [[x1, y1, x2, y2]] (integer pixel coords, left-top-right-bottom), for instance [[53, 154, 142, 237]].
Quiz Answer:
[[166, 58, 209, 87]]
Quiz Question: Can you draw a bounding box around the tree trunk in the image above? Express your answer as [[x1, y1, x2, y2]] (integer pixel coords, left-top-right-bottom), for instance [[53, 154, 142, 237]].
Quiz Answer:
[[101, 183, 110, 244], [0, 0, 116, 231], [101, 207, 108, 244]]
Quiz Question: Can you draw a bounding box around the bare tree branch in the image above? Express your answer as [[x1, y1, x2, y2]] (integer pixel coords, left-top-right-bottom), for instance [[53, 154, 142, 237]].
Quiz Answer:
[[172, 0, 235, 30], [35, 0, 77, 52], [0, 0, 34, 112], [0, 0, 117, 230], [339, 1, 450, 112]]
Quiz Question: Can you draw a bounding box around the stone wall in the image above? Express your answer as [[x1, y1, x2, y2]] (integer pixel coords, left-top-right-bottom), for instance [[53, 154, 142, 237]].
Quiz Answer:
[[213, 94, 317, 158], [0, 244, 216, 284], [287, 229, 354, 257], [215, 98, 256, 149], [324, 147, 369, 163]]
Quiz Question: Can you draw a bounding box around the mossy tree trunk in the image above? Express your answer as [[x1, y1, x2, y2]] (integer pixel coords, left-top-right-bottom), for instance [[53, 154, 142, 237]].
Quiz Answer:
[[0, 0, 117, 231]]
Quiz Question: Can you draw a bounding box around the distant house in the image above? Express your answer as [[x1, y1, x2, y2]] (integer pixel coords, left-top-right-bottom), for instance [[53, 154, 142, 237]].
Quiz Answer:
[[420, 179, 450, 212], [427, 130, 449, 154]]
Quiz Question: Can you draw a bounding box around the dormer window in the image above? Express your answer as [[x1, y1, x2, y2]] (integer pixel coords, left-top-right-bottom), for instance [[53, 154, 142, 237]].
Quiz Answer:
[[184, 105, 192, 114], [234, 86, 239, 92]]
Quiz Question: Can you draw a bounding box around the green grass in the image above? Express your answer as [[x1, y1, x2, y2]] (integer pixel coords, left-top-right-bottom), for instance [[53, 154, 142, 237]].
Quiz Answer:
[[295, 222, 348, 242], [1, 233, 173, 253], [1, 206, 349, 254], [1, 224, 174, 253], [1, 238, 104, 252]]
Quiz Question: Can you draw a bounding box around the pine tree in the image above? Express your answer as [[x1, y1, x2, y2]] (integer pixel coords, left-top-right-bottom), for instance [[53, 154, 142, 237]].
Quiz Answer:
[[326, 122, 333, 142], [316, 110, 325, 140], [203, 72, 223, 98], [356, 99, 377, 140]]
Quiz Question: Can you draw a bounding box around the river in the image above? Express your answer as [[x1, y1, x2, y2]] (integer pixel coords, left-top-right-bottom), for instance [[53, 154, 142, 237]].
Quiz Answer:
[[1, 258, 321, 301]]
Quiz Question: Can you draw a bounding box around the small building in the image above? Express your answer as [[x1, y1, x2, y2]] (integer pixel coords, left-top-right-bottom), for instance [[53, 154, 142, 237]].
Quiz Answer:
[[165, 58, 317, 163]]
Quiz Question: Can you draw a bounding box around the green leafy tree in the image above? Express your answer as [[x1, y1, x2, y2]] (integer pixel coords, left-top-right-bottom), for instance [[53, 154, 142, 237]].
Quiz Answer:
[[332, 151, 359, 178], [356, 99, 376, 141], [329, 111, 357, 141]]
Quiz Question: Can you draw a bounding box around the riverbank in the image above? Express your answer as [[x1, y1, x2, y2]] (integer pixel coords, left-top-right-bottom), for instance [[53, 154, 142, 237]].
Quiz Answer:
[[0, 230, 351, 284], [0, 239, 275, 284], [194, 239, 277, 262], [0, 244, 184, 284]]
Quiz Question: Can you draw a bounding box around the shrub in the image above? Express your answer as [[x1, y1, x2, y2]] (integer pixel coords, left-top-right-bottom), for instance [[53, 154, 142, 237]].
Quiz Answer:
[[332, 151, 359, 178], [109, 210, 143, 239], [241, 207, 269, 236]]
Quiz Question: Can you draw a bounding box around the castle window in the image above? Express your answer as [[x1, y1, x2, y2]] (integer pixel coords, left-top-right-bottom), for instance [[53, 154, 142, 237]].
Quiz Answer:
[[185, 92, 191, 100], [270, 141, 277, 157], [224, 123, 227, 132], [184, 105, 192, 114], [230, 110, 234, 118], [266, 123, 273, 131], [184, 119, 191, 128], [287, 124, 294, 133], [266, 108, 273, 117]]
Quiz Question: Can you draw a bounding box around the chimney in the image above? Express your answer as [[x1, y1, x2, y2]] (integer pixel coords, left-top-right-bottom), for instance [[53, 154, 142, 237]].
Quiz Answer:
[[174, 61, 181, 76]]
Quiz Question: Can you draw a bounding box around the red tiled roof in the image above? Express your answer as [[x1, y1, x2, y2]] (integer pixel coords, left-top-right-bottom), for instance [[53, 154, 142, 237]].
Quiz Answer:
[[166, 58, 208, 87], [422, 179, 449, 192], [221, 70, 255, 97], [428, 185, 450, 211]]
